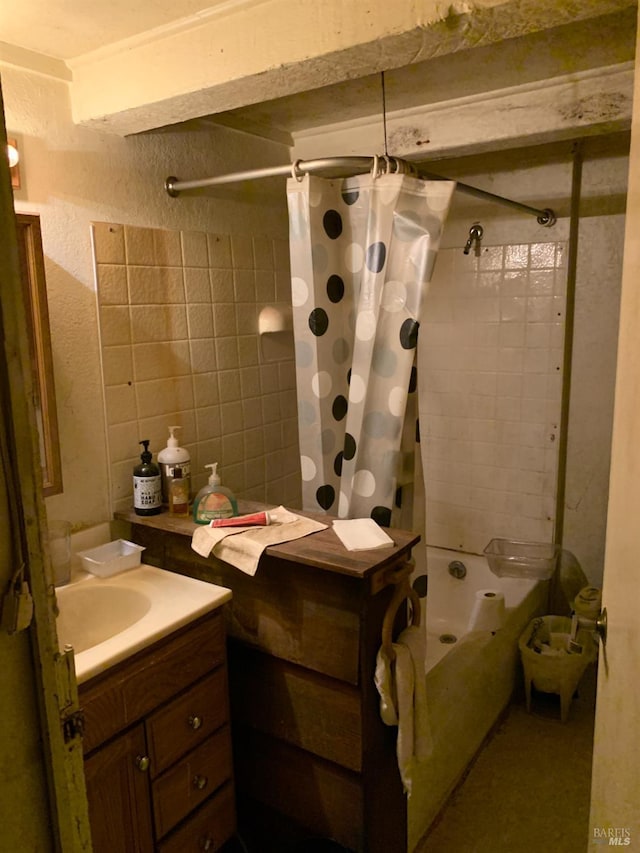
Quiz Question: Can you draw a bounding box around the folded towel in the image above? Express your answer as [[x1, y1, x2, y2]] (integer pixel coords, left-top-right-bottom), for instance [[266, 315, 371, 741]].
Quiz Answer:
[[374, 625, 431, 796], [332, 518, 394, 551], [191, 506, 327, 575]]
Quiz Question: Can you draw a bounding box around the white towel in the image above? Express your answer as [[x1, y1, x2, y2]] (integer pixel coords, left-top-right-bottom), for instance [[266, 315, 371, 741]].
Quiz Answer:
[[374, 625, 431, 796], [332, 518, 394, 551], [191, 506, 327, 575]]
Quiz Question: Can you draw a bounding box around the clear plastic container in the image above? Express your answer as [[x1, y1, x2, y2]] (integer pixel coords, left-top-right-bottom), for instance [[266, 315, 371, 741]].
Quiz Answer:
[[77, 539, 145, 578], [483, 538, 560, 580]]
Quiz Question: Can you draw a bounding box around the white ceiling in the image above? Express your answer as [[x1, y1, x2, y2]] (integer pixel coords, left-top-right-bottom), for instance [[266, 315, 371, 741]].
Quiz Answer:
[[0, 0, 233, 61]]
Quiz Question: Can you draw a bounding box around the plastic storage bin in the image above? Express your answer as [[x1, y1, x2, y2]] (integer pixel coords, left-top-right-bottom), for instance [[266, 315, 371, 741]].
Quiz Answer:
[[77, 539, 145, 578], [484, 538, 560, 580], [518, 615, 597, 722]]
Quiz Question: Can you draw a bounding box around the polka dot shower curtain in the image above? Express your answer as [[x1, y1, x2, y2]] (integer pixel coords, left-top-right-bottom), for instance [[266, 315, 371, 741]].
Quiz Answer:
[[287, 171, 455, 523]]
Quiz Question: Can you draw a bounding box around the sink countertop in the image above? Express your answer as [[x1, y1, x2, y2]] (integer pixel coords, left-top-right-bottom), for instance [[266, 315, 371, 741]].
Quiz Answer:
[[56, 565, 231, 684]]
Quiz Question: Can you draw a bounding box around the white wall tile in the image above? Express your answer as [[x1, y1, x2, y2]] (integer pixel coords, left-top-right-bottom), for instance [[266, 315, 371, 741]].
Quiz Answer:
[[97, 223, 299, 512], [421, 242, 565, 552]]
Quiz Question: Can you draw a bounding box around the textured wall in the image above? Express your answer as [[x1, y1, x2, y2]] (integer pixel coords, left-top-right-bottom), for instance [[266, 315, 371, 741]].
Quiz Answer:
[[2, 62, 290, 530]]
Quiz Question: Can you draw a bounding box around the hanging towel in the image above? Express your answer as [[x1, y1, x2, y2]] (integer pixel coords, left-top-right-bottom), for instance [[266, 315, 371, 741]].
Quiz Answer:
[[374, 625, 431, 796], [191, 506, 327, 576]]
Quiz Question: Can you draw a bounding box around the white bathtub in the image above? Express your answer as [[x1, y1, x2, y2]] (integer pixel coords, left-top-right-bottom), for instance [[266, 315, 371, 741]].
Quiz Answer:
[[408, 545, 549, 851]]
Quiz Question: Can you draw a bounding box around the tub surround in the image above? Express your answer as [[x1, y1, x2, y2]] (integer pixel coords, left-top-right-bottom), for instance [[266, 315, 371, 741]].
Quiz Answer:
[[115, 502, 419, 852]]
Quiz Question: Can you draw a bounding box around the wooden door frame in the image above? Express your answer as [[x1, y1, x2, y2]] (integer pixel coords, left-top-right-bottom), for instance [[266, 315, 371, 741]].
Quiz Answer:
[[0, 86, 92, 851]]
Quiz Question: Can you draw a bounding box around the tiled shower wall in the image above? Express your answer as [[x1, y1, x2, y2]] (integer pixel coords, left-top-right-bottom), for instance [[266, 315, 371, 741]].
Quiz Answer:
[[420, 241, 567, 554], [92, 222, 301, 513]]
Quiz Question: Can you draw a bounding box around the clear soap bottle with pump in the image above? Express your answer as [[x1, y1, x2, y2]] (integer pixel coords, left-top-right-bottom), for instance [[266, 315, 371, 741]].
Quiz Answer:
[[192, 464, 238, 524], [157, 425, 191, 506]]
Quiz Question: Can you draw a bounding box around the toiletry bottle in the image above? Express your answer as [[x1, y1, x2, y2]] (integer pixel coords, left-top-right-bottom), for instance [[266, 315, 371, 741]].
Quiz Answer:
[[133, 440, 162, 516], [168, 466, 190, 517], [192, 463, 238, 523], [157, 425, 191, 506]]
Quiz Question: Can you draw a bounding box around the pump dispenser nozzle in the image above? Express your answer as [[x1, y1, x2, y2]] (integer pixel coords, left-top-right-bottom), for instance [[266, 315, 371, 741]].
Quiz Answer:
[[205, 463, 220, 485], [139, 439, 152, 462], [167, 425, 181, 447]]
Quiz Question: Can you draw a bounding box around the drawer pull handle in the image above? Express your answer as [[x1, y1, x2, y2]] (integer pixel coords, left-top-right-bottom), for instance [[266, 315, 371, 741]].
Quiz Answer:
[[188, 714, 203, 730], [135, 755, 150, 773], [193, 774, 209, 791], [200, 835, 215, 851]]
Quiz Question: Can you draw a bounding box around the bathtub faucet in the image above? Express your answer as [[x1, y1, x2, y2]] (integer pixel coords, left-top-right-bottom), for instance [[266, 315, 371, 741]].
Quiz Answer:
[[448, 560, 467, 579]]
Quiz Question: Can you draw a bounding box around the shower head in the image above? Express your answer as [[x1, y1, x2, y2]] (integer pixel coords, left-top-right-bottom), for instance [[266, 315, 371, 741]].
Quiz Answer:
[[463, 223, 484, 256]]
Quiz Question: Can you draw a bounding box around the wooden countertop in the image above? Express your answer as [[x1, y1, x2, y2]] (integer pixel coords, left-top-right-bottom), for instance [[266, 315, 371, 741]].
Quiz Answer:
[[115, 500, 420, 582]]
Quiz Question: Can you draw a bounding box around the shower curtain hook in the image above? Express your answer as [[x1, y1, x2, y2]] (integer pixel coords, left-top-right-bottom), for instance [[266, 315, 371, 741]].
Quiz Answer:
[[291, 160, 305, 182], [370, 154, 380, 180]]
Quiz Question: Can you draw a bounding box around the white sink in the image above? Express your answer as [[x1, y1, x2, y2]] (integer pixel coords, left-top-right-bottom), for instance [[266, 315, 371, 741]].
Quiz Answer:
[[56, 584, 152, 653], [55, 564, 232, 684]]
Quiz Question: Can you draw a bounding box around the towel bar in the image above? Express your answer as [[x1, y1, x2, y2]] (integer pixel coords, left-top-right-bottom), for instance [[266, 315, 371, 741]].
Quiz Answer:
[[381, 561, 422, 662]]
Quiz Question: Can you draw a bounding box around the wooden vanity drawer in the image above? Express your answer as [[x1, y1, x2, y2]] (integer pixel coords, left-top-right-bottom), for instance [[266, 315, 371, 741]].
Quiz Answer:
[[158, 781, 235, 853], [152, 725, 233, 839], [81, 612, 225, 754], [147, 668, 229, 778]]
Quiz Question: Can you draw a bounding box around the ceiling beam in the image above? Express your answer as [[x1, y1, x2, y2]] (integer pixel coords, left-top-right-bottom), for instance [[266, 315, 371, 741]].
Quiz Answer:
[[292, 64, 634, 161], [67, 0, 636, 136]]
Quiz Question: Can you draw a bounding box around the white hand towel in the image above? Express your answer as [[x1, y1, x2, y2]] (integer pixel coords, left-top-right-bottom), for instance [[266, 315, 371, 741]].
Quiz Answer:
[[191, 507, 327, 576], [332, 518, 394, 551], [374, 625, 431, 796]]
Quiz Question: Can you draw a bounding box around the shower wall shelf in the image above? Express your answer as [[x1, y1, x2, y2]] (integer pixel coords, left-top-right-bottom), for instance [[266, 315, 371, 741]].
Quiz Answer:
[[164, 155, 557, 226]]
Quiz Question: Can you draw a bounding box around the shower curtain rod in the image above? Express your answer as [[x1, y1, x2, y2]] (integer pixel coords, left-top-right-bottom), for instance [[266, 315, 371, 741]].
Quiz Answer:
[[164, 155, 557, 226]]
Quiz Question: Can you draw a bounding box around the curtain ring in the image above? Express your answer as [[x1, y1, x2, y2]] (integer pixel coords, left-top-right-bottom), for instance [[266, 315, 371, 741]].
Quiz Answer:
[[370, 154, 379, 180], [382, 154, 391, 175], [291, 159, 305, 182]]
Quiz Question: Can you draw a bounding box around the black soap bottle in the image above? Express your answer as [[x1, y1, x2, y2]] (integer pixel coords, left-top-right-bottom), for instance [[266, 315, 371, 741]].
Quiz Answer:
[[133, 440, 162, 516]]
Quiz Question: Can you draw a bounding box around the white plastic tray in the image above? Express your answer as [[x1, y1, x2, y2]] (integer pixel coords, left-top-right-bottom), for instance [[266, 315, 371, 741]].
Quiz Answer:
[[77, 539, 145, 578]]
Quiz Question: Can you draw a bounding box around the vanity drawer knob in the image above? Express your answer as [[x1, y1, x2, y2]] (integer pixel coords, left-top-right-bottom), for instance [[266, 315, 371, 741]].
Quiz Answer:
[[193, 774, 208, 791], [200, 835, 215, 851], [135, 755, 150, 773], [188, 714, 203, 730]]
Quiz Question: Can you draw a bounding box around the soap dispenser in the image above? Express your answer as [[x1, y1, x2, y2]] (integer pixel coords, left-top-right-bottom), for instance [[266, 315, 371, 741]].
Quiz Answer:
[[133, 440, 162, 516], [193, 464, 238, 524], [157, 425, 191, 506]]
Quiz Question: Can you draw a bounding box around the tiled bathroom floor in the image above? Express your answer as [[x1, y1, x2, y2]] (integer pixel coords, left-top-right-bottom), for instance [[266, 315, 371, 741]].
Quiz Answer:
[[416, 664, 597, 853]]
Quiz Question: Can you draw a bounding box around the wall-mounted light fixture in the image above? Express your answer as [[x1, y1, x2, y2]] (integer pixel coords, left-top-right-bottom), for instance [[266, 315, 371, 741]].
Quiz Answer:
[[7, 138, 20, 189]]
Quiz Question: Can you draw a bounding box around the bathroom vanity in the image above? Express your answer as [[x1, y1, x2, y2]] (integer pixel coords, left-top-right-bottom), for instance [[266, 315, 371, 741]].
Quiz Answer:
[[115, 504, 419, 853], [79, 605, 234, 852]]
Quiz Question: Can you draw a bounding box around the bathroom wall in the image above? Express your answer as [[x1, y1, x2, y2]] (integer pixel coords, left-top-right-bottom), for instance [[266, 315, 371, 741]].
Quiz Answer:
[[420, 239, 566, 554], [93, 221, 300, 512], [1, 61, 292, 530], [436, 150, 627, 585]]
